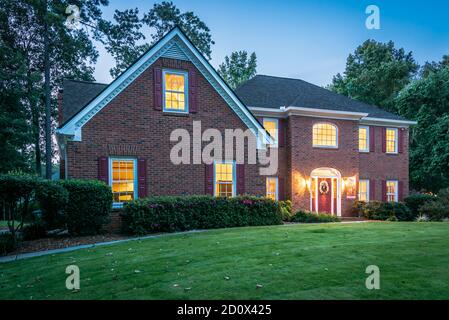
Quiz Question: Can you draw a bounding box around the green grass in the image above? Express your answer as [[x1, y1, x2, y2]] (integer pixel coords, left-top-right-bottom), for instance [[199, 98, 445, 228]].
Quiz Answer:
[[1, 222, 449, 300]]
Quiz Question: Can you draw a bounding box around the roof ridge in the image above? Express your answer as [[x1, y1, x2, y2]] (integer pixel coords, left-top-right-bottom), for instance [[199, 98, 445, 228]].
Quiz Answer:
[[64, 79, 109, 86]]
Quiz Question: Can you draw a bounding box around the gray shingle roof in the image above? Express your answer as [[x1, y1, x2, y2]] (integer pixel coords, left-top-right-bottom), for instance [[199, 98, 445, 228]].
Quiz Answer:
[[60, 79, 107, 125], [235, 75, 406, 121]]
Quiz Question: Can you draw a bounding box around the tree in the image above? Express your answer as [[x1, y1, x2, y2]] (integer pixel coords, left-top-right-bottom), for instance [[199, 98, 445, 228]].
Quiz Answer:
[[102, 1, 214, 78], [395, 61, 449, 191], [0, 0, 107, 177], [329, 40, 418, 113], [218, 51, 257, 89]]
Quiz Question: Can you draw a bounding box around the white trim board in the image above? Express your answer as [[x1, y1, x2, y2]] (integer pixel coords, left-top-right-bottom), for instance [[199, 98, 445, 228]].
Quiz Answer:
[[57, 27, 272, 145]]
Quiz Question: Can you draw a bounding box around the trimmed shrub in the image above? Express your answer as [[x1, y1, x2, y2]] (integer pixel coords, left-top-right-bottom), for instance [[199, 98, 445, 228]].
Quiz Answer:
[[60, 179, 112, 236], [418, 188, 449, 221], [351, 200, 366, 217], [290, 210, 341, 223], [0, 234, 16, 256], [357, 201, 411, 221], [404, 194, 436, 217], [36, 181, 69, 229], [121, 195, 283, 235], [279, 200, 293, 221], [22, 220, 47, 241]]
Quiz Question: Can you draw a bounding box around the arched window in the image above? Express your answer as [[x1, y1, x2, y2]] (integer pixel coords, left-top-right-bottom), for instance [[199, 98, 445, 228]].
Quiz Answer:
[[313, 123, 338, 148]]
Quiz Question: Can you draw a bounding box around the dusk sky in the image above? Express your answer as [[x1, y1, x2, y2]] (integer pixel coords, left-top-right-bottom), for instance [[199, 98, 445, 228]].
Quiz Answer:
[[93, 0, 449, 86]]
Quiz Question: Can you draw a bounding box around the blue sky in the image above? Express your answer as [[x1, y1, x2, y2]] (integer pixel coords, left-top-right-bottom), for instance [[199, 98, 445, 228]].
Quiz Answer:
[[93, 0, 449, 86]]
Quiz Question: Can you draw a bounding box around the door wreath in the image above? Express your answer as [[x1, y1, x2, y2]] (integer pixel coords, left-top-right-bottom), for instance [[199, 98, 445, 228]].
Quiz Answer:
[[319, 180, 329, 195]]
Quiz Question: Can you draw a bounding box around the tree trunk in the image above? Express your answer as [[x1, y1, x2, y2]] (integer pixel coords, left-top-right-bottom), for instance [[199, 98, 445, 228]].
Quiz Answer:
[[43, 0, 52, 180]]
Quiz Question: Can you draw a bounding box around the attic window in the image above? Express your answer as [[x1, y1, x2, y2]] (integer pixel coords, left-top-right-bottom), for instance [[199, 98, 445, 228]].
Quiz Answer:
[[163, 69, 188, 113]]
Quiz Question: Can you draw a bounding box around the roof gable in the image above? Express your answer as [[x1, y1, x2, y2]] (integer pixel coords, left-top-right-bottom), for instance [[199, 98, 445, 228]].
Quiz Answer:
[[57, 27, 271, 144]]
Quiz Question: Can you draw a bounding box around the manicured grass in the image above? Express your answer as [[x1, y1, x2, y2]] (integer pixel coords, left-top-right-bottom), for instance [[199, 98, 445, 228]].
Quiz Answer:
[[1, 222, 449, 299]]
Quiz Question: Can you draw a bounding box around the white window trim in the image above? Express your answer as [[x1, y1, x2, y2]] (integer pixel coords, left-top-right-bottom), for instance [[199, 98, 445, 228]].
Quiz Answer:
[[266, 177, 279, 201], [312, 122, 339, 149], [386, 180, 398, 202], [359, 126, 370, 153], [213, 160, 236, 197], [109, 157, 138, 208], [263, 118, 279, 148], [358, 179, 370, 202], [162, 69, 189, 114], [386, 127, 398, 154]]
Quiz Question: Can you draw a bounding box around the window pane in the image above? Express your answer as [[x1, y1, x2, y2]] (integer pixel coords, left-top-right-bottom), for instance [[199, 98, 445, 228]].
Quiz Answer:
[[386, 181, 397, 202], [165, 73, 185, 92], [111, 159, 135, 203], [266, 178, 277, 200], [359, 127, 368, 151], [263, 120, 278, 145], [215, 163, 234, 198], [313, 123, 337, 147], [386, 129, 397, 153], [358, 180, 368, 201]]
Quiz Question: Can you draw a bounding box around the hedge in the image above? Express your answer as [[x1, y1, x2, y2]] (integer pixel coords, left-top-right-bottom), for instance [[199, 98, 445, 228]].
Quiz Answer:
[[404, 194, 436, 217], [290, 210, 341, 223], [354, 200, 411, 221], [418, 188, 449, 221], [60, 179, 112, 236], [121, 195, 283, 235]]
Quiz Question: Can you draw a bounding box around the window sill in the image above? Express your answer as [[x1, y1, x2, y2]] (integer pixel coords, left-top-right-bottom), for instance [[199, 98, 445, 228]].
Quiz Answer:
[[112, 203, 124, 209], [163, 112, 190, 117], [312, 146, 339, 150]]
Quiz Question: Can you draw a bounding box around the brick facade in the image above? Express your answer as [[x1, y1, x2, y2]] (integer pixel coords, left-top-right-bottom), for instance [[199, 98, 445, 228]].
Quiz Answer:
[[60, 57, 410, 218]]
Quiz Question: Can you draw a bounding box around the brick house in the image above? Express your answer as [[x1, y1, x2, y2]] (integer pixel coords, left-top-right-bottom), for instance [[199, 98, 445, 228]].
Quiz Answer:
[[56, 27, 416, 217]]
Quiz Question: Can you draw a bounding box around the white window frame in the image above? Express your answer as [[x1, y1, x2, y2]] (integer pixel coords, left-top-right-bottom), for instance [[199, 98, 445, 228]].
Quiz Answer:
[[359, 126, 370, 153], [263, 118, 279, 148], [386, 128, 398, 154], [358, 179, 370, 202], [312, 122, 339, 148], [386, 180, 398, 202], [213, 160, 236, 197], [266, 177, 279, 201], [109, 157, 138, 208], [162, 69, 189, 114]]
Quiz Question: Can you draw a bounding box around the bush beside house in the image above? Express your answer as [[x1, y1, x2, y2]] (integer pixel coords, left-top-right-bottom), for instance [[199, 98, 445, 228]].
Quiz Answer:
[[290, 210, 341, 223], [121, 195, 283, 235]]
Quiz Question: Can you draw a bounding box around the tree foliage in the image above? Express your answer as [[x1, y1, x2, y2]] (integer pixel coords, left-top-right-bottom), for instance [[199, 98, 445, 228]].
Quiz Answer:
[[329, 40, 418, 112], [101, 1, 214, 78], [218, 51, 257, 89]]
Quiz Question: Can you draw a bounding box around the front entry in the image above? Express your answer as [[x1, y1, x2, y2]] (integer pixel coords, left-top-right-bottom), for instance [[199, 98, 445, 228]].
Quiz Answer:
[[310, 168, 341, 216], [317, 178, 332, 213]]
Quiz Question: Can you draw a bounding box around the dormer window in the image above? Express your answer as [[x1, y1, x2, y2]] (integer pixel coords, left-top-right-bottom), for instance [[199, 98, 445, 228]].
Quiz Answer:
[[163, 69, 188, 113]]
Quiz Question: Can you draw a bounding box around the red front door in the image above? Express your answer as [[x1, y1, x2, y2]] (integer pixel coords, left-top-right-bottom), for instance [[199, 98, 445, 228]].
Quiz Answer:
[[317, 178, 332, 213]]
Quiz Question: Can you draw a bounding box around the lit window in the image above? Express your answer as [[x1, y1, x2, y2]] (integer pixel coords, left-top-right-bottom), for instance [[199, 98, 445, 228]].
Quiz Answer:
[[313, 123, 338, 148], [266, 177, 278, 200], [163, 70, 188, 112], [358, 179, 369, 202], [386, 128, 398, 154], [111, 158, 136, 204], [386, 180, 398, 202], [359, 126, 369, 152], [214, 162, 235, 198], [263, 118, 278, 147]]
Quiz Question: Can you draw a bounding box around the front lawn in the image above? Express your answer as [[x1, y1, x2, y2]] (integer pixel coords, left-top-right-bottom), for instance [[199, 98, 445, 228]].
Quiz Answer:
[[1, 222, 449, 299]]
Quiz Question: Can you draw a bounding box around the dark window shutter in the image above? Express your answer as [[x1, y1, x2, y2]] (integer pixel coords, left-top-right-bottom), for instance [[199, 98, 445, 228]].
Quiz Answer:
[[381, 127, 386, 153], [205, 164, 214, 195], [398, 129, 404, 153], [153, 67, 162, 110], [278, 119, 285, 147], [98, 157, 108, 184], [236, 164, 245, 195], [398, 181, 404, 201], [381, 180, 387, 202], [369, 126, 375, 152], [138, 158, 147, 199], [278, 177, 285, 201], [189, 68, 198, 113], [370, 179, 376, 201]]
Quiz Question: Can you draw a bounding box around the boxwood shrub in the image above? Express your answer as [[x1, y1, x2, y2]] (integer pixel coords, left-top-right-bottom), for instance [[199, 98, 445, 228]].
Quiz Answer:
[[355, 200, 412, 221], [418, 188, 449, 221], [290, 210, 341, 223], [59, 179, 112, 235], [404, 194, 436, 218], [121, 195, 283, 235]]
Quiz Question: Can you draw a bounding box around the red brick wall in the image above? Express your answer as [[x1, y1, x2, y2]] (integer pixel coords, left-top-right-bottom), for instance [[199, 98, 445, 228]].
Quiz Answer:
[[359, 126, 409, 201], [65, 57, 265, 197]]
